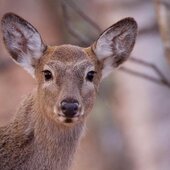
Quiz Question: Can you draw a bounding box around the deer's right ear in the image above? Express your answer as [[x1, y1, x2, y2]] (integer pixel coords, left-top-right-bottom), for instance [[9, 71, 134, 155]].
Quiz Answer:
[[1, 13, 46, 77]]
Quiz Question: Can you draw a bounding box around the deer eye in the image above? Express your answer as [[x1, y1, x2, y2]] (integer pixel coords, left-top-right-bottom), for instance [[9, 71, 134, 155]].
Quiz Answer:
[[86, 71, 96, 82], [42, 70, 53, 81]]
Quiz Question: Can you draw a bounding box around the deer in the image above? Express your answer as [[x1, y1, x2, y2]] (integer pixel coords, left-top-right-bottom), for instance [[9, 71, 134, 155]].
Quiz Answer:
[[0, 13, 137, 170]]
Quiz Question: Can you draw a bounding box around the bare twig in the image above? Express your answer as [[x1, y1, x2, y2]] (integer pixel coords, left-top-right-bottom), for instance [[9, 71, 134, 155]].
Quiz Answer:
[[61, 3, 90, 45], [60, 0, 170, 89], [120, 67, 170, 88], [120, 67, 163, 85], [62, 0, 102, 33], [130, 57, 170, 85]]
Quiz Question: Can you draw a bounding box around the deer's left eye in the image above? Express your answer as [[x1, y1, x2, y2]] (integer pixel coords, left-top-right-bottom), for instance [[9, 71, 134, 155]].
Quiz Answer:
[[42, 70, 53, 81], [86, 71, 96, 82]]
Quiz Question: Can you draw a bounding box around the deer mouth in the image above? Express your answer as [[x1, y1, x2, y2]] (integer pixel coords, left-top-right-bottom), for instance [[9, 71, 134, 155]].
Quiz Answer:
[[58, 114, 80, 124]]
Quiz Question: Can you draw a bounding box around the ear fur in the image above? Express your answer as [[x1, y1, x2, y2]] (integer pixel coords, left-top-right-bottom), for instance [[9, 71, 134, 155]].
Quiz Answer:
[[92, 17, 138, 79], [1, 13, 46, 76]]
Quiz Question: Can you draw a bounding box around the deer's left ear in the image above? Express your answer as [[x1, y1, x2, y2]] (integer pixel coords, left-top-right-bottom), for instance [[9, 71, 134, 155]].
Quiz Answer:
[[92, 18, 137, 79]]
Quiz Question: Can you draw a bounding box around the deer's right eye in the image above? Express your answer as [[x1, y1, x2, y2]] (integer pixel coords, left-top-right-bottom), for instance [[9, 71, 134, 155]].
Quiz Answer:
[[42, 70, 53, 81]]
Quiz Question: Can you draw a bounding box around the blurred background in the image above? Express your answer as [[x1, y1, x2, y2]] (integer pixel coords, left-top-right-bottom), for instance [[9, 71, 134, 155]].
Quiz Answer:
[[0, 0, 170, 170]]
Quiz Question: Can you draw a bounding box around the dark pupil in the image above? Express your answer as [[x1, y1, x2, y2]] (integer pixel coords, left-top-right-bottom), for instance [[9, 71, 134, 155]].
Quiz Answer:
[[43, 70, 52, 81], [86, 71, 96, 82]]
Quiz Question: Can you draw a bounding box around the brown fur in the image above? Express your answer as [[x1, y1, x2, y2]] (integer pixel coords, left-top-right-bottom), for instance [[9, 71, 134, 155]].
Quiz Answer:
[[0, 13, 137, 170], [0, 93, 84, 170], [0, 45, 101, 170]]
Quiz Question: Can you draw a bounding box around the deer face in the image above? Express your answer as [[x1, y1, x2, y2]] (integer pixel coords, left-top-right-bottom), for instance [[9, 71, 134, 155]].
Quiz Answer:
[[1, 13, 137, 125], [35, 45, 100, 124]]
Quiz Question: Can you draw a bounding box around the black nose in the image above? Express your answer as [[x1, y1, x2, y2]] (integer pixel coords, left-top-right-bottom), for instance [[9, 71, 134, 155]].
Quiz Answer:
[[60, 100, 79, 118]]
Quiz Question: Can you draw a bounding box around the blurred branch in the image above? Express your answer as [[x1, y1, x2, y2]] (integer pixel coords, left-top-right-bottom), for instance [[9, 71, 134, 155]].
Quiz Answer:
[[62, 0, 102, 33], [129, 57, 170, 85], [60, 0, 170, 89], [161, 0, 170, 9], [61, 2, 90, 45], [156, 0, 170, 63], [120, 67, 169, 86], [121, 57, 170, 88]]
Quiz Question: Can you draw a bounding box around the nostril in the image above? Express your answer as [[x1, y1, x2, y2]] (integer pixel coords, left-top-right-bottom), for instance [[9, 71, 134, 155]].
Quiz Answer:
[[73, 103, 78, 111], [61, 102, 67, 112]]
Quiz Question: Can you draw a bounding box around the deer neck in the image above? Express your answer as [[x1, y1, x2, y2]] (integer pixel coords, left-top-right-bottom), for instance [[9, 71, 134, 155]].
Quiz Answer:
[[34, 114, 84, 169], [14, 92, 85, 170]]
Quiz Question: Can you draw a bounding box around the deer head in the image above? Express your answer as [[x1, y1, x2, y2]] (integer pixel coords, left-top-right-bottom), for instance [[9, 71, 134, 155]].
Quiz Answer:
[[1, 13, 137, 125]]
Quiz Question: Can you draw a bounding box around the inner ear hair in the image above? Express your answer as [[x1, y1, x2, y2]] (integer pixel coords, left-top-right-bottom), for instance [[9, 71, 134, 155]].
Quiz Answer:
[[1, 13, 47, 77], [93, 17, 137, 62]]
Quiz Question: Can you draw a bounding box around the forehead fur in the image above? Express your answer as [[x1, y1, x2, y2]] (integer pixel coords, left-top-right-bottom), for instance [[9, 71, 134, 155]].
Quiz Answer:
[[44, 45, 88, 64]]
